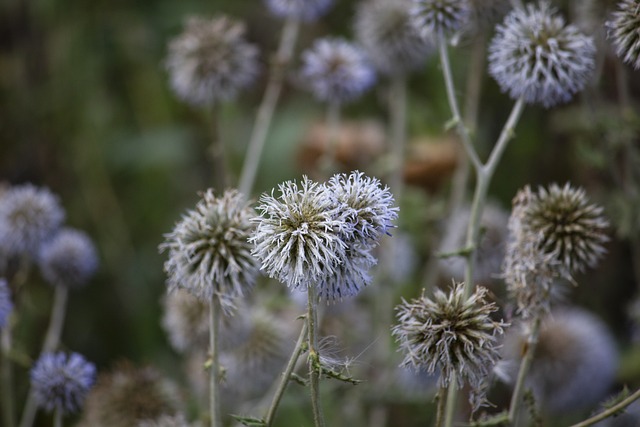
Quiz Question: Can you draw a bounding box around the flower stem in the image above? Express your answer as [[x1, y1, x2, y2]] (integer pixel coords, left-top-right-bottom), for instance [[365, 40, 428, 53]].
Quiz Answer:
[[508, 315, 542, 426], [318, 101, 341, 177], [435, 387, 447, 427], [53, 408, 62, 427], [1, 323, 15, 427], [307, 283, 325, 427], [209, 105, 226, 192], [443, 372, 458, 427], [265, 318, 308, 426], [569, 387, 640, 427], [209, 296, 221, 427], [239, 17, 300, 196]]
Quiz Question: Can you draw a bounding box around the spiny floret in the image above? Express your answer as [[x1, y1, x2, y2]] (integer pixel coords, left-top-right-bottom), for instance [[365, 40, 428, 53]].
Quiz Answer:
[[410, 0, 472, 37], [161, 189, 259, 313], [38, 227, 98, 288], [488, 1, 596, 108], [606, 0, 640, 70], [264, 0, 334, 22], [392, 283, 506, 409]]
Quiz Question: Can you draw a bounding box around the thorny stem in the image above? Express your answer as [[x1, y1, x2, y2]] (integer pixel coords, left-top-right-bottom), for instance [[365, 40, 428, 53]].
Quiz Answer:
[[209, 105, 226, 192], [508, 315, 542, 426], [265, 318, 308, 426], [239, 18, 300, 196], [307, 283, 325, 427], [318, 101, 342, 177], [569, 387, 640, 427], [1, 324, 15, 427], [209, 296, 221, 427]]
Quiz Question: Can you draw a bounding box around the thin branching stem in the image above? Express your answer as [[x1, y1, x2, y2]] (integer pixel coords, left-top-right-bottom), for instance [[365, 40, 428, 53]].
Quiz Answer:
[[508, 315, 542, 426], [569, 387, 640, 427], [319, 101, 341, 177], [239, 18, 300, 195], [210, 105, 226, 192], [209, 296, 221, 427], [307, 283, 325, 427]]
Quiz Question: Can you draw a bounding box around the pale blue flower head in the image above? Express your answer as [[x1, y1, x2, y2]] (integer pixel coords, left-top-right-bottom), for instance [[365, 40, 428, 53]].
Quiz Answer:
[[0, 278, 13, 329], [264, 0, 334, 22], [38, 228, 98, 288], [488, 1, 596, 108], [31, 351, 96, 414], [300, 38, 376, 104], [410, 0, 472, 37], [0, 184, 64, 256], [317, 241, 376, 301]]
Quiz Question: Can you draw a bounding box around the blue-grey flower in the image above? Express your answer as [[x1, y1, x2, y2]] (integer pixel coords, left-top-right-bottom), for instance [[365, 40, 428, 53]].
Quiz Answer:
[[161, 189, 259, 312], [488, 1, 596, 108], [300, 38, 376, 104], [31, 352, 96, 414], [354, 0, 435, 75], [410, 0, 472, 37], [166, 16, 260, 106], [317, 241, 376, 301], [606, 0, 640, 70], [0, 278, 13, 329], [264, 0, 334, 21], [0, 184, 64, 256], [38, 228, 98, 288]]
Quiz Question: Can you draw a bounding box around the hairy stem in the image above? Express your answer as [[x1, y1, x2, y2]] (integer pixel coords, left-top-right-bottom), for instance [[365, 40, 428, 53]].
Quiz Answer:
[[265, 319, 308, 426], [239, 18, 300, 195], [209, 296, 221, 427], [307, 284, 325, 427], [508, 315, 542, 425], [569, 387, 640, 427]]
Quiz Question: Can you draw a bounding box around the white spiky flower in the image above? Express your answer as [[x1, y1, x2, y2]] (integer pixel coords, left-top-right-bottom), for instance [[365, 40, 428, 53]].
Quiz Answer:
[[410, 0, 472, 37], [607, 0, 640, 69]]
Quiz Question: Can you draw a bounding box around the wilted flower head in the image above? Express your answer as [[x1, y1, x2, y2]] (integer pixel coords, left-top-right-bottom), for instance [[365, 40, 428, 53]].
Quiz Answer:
[[166, 16, 259, 106], [31, 351, 96, 414], [354, 0, 435, 75], [0, 278, 13, 329], [38, 228, 98, 288], [410, 0, 472, 37], [0, 184, 64, 256], [300, 38, 375, 104], [392, 283, 506, 409], [488, 1, 596, 108], [606, 0, 640, 70], [264, 0, 334, 21], [499, 307, 618, 413], [161, 189, 259, 312]]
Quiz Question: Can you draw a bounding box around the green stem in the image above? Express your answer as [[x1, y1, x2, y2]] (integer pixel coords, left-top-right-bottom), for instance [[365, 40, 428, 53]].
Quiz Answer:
[[1, 324, 15, 427], [307, 284, 325, 427], [265, 319, 308, 426], [209, 296, 221, 427], [238, 17, 300, 196], [569, 387, 640, 427], [53, 408, 62, 427], [508, 316, 542, 426], [209, 105, 226, 192], [442, 372, 458, 427], [435, 387, 447, 427]]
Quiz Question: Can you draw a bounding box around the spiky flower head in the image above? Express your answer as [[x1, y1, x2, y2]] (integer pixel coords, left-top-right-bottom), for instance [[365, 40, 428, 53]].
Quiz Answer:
[[264, 0, 334, 21], [31, 352, 96, 414], [0, 278, 13, 329], [161, 189, 259, 313], [166, 16, 259, 106], [300, 38, 375, 104], [499, 307, 618, 413], [0, 184, 64, 256], [607, 0, 640, 69], [488, 1, 596, 108], [392, 283, 506, 409], [354, 0, 435, 75], [410, 0, 472, 37], [38, 228, 98, 288]]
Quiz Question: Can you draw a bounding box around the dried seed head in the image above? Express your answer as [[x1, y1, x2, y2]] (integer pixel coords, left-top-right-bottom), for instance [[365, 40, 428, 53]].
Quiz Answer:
[[38, 228, 98, 288], [410, 0, 472, 37], [263, 0, 334, 21]]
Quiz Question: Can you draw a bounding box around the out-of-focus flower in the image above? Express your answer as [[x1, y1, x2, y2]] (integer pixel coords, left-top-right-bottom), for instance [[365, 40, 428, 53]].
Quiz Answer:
[[38, 228, 98, 288], [0, 184, 64, 256], [161, 289, 210, 353], [31, 352, 96, 414], [410, 0, 472, 37], [263, 0, 334, 21], [161, 189, 259, 313], [166, 16, 259, 106], [300, 38, 375, 104], [488, 1, 596, 108], [0, 278, 13, 329], [607, 0, 640, 70]]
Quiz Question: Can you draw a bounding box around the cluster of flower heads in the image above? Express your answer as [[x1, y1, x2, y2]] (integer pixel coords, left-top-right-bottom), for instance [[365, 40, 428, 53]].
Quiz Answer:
[[410, 0, 472, 37], [166, 15, 260, 106], [392, 283, 506, 410], [502, 183, 609, 317], [300, 38, 376, 104], [30, 351, 96, 414], [263, 0, 334, 22], [161, 189, 259, 313], [488, 1, 596, 108], [251, 171, 398, 302], [606, 0, 640, 70]]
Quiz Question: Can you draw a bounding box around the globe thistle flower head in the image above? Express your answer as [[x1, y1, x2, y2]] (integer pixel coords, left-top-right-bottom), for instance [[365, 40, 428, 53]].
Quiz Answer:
[[31, 351, 96, 414], [38, 228, 98, 288], [606, 0, 640, 70], [300, 38, 376, 104], [392, 283, 506, 409], [264, 0, 334, 22], [166, 16, 259, 106], [488, 1, 597, 108], [354, 0, 435, 75], [0, 278, 13, 329], [0, 184, 64, 256], [410, 0, 472, 38], [161, 189, 259, 313], [251, 176, 349, 291], [317, 241, 376, 302]]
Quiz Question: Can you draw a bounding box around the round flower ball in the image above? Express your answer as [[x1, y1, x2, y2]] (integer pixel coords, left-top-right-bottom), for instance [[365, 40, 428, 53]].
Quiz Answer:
[[410, 0, 472, 38], [38, 228, 98, 288], [264, 0, 334, 22], [607, 0, 640, 70], [488, 1, 596, 108]]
